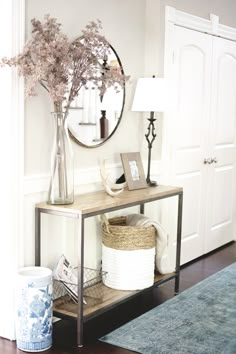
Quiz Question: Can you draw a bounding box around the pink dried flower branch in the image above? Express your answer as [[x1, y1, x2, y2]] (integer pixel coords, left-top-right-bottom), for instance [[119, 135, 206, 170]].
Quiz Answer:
[[0, 15, 129, 114]]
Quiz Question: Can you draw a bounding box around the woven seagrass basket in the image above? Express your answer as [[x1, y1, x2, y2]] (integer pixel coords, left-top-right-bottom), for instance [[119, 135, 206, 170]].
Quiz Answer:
[[102, 216, 156, 250], [101, 215, 156, 290]]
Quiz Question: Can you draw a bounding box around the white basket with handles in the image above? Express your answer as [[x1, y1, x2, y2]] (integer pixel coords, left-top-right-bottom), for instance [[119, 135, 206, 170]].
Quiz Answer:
[[101, 215, 156, 290]]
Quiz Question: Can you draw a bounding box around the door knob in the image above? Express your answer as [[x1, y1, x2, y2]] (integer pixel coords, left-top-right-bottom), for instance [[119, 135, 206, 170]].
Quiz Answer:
[[203, 158, 211, 164], [204, 157, 218, 164], [211, 157, 218, 164]]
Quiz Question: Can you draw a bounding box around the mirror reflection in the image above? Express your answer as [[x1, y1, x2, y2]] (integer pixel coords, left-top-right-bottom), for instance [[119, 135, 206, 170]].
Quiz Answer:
[[67, 44, 125, 147]]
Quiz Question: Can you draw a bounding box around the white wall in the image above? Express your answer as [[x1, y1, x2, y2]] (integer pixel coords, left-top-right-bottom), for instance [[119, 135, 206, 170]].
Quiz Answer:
[[23, 0, 236, 269], [25, 0, 236, 177], [0, 0, 234, 341], [25, 0, 146, 176], [23, 0, 148, 271]]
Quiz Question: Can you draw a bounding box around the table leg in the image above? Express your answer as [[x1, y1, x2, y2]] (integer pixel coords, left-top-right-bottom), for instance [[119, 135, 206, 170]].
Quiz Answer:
[[77, 214, 84, 347], [175, 192, 183, 294], [140, 203, 145, 214], [35, 208, 41, 266]]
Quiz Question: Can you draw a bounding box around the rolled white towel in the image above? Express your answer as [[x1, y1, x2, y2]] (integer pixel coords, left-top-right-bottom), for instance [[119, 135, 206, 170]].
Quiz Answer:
[[126, 214, 174, 274]]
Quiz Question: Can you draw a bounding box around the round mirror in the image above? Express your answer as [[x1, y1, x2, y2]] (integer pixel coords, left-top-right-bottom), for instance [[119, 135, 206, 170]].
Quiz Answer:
[[67, 43, 125, 148]]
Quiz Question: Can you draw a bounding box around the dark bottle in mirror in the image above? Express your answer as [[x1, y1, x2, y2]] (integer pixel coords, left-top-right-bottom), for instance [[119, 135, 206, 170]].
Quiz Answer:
[[100, 110, 109, 139]]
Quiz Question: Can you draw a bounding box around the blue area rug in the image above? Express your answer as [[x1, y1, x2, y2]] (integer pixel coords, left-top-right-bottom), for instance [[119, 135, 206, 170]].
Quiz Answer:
[[100, 263, 236, 353]]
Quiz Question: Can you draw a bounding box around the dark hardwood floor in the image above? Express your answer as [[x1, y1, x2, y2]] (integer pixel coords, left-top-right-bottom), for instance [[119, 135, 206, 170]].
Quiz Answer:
[[2, 241, 236, 354]]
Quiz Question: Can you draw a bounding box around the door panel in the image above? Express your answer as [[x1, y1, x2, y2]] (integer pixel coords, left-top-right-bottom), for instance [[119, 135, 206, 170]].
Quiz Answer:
[[165, 26, 212, 265], [206, 163, 234, 251], [215, 53, 236, 144], [206, 36, 236, 252], [178, 173, 202, 239], [177, 45, 207, 148], [211, 167, 233, 227], [163, 27, 236, 265]]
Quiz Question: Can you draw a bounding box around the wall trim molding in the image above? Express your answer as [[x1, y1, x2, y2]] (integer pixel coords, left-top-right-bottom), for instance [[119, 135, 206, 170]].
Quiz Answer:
[[24, 160, 162, 196]]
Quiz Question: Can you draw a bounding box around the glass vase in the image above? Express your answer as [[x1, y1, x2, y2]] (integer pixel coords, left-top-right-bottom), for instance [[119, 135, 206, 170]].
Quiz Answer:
[[48, 112, 74, 205]]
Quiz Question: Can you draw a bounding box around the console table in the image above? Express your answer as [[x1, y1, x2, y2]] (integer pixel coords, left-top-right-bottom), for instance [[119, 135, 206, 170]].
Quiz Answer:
[[35, 185, 183, 347]]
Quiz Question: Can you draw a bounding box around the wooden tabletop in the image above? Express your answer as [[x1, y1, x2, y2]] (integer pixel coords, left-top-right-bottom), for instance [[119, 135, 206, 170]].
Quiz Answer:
[[36, 185, 182, 217]]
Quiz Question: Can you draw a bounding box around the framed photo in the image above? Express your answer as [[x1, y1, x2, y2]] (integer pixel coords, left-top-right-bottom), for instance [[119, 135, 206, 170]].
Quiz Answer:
[[120, 152, 147, 190]]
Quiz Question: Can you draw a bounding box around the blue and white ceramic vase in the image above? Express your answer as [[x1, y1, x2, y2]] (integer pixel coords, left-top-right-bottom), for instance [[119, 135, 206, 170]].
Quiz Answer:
[[16, 267, 53, 352]]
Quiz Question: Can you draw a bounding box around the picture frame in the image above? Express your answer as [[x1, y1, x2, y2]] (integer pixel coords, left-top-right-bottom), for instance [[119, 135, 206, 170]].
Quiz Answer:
[[120, 152, 147, 190]]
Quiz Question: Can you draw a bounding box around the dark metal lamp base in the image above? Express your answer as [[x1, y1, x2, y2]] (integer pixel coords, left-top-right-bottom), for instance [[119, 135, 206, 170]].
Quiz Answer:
[[147, 180, 158, 187]]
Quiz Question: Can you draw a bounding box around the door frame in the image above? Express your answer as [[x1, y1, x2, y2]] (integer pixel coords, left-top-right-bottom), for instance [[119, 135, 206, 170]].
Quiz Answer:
[[0, 0, 25, 340]]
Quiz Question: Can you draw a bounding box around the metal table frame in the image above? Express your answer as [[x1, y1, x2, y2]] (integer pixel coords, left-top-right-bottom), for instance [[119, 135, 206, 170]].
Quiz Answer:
[[35, 186, 183, 347]]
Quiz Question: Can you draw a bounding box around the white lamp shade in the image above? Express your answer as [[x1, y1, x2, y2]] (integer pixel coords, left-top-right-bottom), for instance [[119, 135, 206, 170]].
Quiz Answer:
[[131, 77, 170, 112]]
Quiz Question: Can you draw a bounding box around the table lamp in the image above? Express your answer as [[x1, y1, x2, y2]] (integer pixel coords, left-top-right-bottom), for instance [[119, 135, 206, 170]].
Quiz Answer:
[[131, 76, 169, 186]]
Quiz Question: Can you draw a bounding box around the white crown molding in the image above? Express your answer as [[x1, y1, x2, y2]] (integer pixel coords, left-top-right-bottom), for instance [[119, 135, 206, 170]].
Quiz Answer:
[[166, 6, 211, 33], [165, 6, 236, 41], [218, 23, 236, 41]]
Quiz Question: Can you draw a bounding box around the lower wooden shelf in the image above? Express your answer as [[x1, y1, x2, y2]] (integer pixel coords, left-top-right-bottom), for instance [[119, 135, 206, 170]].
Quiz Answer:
[[53, 272, 175, 321]]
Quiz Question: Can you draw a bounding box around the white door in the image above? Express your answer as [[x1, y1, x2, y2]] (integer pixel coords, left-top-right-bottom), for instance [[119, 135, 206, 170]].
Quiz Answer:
[[163, 26, 212, 265], [205, 36, 236, 253], [163, 26, 236, 265]]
